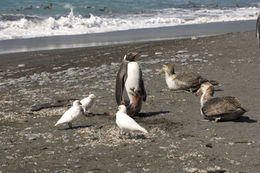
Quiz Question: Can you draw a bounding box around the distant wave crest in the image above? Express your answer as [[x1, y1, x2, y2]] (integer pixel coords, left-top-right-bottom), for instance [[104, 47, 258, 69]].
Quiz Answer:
[[0, 7, 259, 40]]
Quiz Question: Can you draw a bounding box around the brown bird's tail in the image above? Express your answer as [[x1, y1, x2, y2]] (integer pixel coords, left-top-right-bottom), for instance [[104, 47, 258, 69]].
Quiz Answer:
[[241, 107, 249, 112], [209, 80, 219, 86]]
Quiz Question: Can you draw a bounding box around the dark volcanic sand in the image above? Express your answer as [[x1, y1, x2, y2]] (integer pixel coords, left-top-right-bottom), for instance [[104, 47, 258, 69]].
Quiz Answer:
[[0, 31, 260, 173]]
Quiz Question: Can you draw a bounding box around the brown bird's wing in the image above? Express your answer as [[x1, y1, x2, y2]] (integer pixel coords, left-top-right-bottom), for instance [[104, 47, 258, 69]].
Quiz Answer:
[[202, 96, 243, 117], [175, 72, 207, 89]]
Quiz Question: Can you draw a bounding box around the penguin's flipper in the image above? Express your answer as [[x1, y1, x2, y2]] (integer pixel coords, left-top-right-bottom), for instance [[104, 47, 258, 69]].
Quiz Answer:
[[116, 62, 129, 105], [139, 69, 147, 102]]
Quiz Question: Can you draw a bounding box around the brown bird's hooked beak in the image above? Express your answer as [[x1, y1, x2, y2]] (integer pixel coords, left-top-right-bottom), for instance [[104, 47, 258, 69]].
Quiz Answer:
[[195, 88, 202, 96], [158, 68, 164, 75]]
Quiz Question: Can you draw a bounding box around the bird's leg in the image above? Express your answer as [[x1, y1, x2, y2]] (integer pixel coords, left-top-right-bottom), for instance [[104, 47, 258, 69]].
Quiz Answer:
[[189, 88, 194, 93], [68, 122, 73, 129], [127, 132, 133, 139], [83, 111, 89, 117], [214, 117, 221, 122], [119, 130, 124, 139], [121, 131, 129, 139], [80, 108, 85, 116]]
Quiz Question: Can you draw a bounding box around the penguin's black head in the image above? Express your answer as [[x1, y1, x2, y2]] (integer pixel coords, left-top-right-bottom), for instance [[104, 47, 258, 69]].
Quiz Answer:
[[124, 52, 138, 62]]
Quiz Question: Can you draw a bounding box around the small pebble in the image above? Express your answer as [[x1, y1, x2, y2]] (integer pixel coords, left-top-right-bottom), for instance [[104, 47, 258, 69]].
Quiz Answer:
[[177, 50, 188, 54], [104, 52, 111, 55], [17, 64, 25, 68], [140, 54, 149, 58], [63, 139, 69, 143], [74, 165, 81, 168], [52, 67, 61, 70], [194, 58, 203, 62], [27, 134, 37, 141], [155, 52, 163, 55], [205, 143, 213, 148]]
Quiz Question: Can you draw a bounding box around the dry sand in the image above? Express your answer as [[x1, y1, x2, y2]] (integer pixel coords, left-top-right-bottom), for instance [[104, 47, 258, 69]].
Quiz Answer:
[[0, 30, 260, 173]]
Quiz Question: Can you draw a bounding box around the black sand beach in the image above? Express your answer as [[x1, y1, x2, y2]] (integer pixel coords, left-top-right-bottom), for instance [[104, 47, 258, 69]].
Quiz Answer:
[[0, 30, 260, 172]]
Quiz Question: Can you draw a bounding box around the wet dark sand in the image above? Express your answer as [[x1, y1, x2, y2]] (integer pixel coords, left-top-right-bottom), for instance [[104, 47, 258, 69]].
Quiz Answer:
[[0, 20, 255, 54], [0, 30, 260, 172]]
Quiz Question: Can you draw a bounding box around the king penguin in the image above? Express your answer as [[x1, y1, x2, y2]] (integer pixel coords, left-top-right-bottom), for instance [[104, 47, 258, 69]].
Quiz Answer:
[[115, 52, 147, 116]]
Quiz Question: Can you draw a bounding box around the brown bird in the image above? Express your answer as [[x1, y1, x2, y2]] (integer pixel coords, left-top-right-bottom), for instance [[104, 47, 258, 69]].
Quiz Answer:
[[158, 63, 217, 92], [196, 82, 247, 122]]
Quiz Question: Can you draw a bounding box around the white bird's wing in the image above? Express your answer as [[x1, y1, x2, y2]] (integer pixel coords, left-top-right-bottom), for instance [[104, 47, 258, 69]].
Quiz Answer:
[[80, 98, 90, 107], [55, 106, 81, 126], [117, 112, 147, 133], [80, 97, 94, 112]]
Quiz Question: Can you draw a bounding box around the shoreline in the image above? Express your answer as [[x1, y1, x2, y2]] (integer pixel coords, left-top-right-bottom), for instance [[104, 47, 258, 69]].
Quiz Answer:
[[0, 19, 256, 55], [0, 30, 260, 172]]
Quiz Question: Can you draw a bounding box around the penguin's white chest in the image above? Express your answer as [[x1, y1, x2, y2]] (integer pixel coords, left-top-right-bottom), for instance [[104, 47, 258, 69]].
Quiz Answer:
[[125, 62, 141, 104], [125, 62, 140, 90]]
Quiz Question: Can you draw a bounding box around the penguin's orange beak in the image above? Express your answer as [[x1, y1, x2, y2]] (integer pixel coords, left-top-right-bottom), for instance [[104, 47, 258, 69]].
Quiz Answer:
[[132, 52, 138, 57], [158, 68, 164, 75]]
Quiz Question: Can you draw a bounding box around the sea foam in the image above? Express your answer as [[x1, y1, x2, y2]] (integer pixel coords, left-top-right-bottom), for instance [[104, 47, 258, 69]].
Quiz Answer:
[[0, 7, 259, 40]]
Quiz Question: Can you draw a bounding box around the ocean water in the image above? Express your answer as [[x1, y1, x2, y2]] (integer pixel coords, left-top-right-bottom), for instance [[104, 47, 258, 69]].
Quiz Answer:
[[0, 0, 260, 41]]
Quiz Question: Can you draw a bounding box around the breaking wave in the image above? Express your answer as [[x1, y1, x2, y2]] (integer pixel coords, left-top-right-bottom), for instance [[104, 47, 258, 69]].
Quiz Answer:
[[0, 7, 259, 40]]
